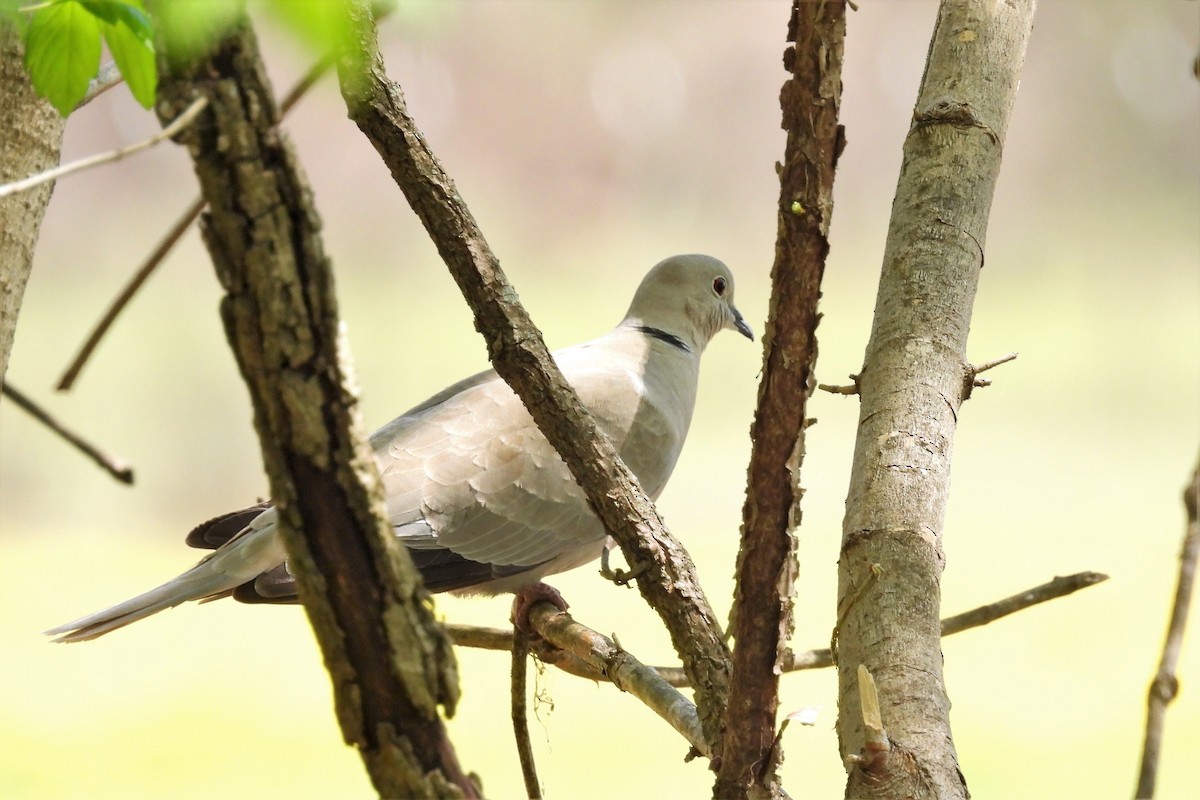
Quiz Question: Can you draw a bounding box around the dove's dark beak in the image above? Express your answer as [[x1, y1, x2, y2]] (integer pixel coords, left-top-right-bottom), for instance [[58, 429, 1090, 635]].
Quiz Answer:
[[731, 307, 754, 341]]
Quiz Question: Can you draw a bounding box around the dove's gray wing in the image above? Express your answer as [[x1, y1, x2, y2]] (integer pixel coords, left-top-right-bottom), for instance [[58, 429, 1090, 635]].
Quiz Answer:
[[374, 332, 688, 594]]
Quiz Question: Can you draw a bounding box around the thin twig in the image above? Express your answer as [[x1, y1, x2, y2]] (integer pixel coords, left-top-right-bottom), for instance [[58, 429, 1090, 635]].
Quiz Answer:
[[938, 571, 1108, 634], [0, 97, 208, 199], [1, 381, 134, 484], [448, 571, 1109, 688], [511, 631, 542, 799], [279, 52, 334, 113], [1135, 456, 1200, 798], [56, 56, 333, 391], [79, 60, 123, 109], [968, 351, 1019, 391], [56, 195, 205, 390], [970, 351, 1018, 375]]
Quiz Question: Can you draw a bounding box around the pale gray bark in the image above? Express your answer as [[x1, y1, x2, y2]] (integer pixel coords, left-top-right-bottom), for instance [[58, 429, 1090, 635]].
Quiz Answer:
[[835, 2, 1037, 798], [0, 28, 65, 385]]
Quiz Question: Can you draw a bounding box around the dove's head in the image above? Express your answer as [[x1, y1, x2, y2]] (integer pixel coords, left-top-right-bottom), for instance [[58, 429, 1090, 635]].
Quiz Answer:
[[623, 254, 754, 353]]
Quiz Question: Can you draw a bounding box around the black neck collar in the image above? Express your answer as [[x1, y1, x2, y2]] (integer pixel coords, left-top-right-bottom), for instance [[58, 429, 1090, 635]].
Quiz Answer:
[[634, 325, 691, 353]]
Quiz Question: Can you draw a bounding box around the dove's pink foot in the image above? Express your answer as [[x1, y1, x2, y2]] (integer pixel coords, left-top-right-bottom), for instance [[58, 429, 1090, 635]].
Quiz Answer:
[[510, 582, 570, 636]]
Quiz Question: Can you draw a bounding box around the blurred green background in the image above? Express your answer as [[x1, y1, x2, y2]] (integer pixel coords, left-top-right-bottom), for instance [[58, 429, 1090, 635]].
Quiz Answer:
[[3, 1, 1197, 798]]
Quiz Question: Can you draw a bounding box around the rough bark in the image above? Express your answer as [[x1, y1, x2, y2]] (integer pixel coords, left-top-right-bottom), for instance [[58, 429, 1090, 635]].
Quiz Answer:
[[335, 0, 731, 753], [0, 27, 66, 385], [147, 7, 473, 797], [835, 2, 1036, 798], [714, 2, 844, 798]]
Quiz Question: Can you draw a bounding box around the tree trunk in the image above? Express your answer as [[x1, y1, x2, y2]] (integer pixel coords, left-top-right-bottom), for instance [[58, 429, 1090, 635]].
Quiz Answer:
[[835, 2, 1036, 798], [0, 27, 65, 384]]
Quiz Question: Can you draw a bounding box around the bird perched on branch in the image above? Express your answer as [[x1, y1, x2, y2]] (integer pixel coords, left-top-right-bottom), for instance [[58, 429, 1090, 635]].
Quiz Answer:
[[47, 254, 753, 643]]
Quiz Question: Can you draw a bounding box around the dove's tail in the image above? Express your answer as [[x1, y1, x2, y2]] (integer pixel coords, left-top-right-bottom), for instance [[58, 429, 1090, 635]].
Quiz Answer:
[[45, 516, 285, 643], [44, 562, 245, 643]]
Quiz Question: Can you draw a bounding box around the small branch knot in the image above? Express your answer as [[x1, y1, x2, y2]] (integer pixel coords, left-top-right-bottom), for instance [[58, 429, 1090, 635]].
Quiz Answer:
[[964, 352, 1018, 398], [818, 373, 861, 396], [1150, 673, 1180, 704]]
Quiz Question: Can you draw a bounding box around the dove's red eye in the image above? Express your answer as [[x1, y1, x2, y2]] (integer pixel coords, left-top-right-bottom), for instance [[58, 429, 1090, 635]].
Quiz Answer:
[[713, 277, 727, 296]]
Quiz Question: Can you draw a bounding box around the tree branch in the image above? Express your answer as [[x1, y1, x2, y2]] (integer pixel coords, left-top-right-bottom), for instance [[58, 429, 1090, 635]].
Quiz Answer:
[[0, 96, 207, 200], [1135, 455, 1200, 798], [715, 2, 844, 797], [147, 6, 474, 796], [55, 195, 205, 391], [511, 632, 542, 800], [524, 602, 709, 758], [56, 51, 332, 392], [79, 60, 123, 109], [835, 3, 1037, 798], [1, 381, 134, 483], [334, 0, 730, 752], [449, 570, 1108, 687]]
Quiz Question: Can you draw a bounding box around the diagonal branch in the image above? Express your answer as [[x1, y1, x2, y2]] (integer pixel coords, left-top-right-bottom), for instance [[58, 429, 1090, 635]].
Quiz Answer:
[[1, 381, 134, 483], [57, 52, 334, 392], [524, 602, 708, 757], [1135, 455, 1200, 798], [715, 3, 844, 797], [0, 97, 207, 200], [334, 0, 730, 752], [147, 6, 473, 796], [79, 60, 123, 109], [448, 609, 709, 755]]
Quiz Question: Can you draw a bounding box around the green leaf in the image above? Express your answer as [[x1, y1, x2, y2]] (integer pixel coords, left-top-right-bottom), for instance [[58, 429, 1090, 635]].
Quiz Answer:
[[77, 0, 123, 26], [24, 0, 102, 116], [102, 17, 154, 108], [265, 0, 351, 54], [80, 0, 151, 44]]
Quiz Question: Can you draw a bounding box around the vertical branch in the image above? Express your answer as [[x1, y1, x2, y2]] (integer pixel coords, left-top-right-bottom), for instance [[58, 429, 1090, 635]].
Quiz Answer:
[[835, 2, 1036, 798], [335, 0, 731, 751], [1135, 454, 1200, 798], [511, 632, 543, 799], [148, 7, 474, 797], [714, 2, 844, 798], [0, 29, 66, 385]]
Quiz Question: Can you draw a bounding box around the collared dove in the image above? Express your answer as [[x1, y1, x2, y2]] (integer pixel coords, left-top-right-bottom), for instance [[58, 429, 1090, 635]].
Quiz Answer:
[[47, 254, 753, 643]]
